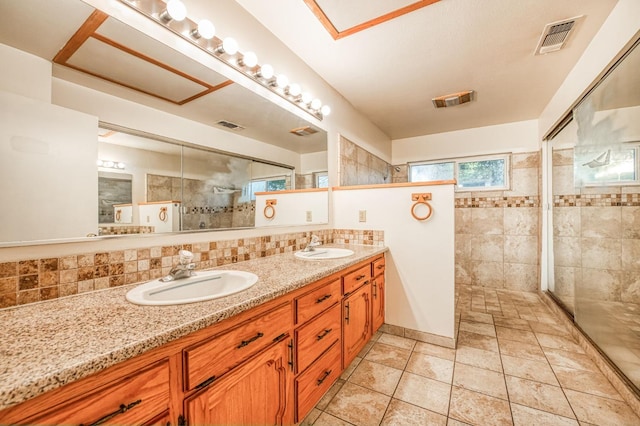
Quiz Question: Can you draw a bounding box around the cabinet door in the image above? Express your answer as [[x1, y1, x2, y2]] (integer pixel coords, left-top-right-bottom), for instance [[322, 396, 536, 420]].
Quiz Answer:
[[185, 338, 293, 426], [342, 283, 371, 369], [372, 276, 385, 333]]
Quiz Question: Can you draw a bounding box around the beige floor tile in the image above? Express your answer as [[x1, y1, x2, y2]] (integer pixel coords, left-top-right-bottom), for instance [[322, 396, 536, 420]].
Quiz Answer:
[[313, 412, 354, 426], [565, 389, 640, 426], [413, 341, 456, 361], [535, 332, 585, 353], [461, 311, 494, 324], [316, 379, 345, 410], [380, 398, 447, 426], [506, 376, 575, 419], [406, 352, 454, 384], [457, 330, 499, 353], [496, 326, 538, 345], [453, 362, 508, 400], [348, 359, 402, 396], [301, 408, 322, 426], [393, 372, 451, 415], [357, 340, 374, 358], [340, 356, 361, 380], [511, 403, 578, 426], [498, 339, 546, 362], [529, 320, 571, 337], [449, 386, 513, 426], [377, 333, 417, 351], [459, 320, 497, 337], [364, 342, 412, 370], [447, 419, 472, 426], [455, 344, 503, 372], [501, 354, 559, 386], [552, 365, 623, 401], [325, 382, 390, 426], [543, 348, 600, 372]]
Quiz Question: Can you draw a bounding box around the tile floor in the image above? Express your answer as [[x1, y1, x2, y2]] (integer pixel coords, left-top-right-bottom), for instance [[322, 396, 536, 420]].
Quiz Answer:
[[302, 285, 640, 425]]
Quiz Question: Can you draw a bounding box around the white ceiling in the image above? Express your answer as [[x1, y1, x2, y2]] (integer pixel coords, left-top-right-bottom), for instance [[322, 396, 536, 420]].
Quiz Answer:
[[236, 0, 620, 139]]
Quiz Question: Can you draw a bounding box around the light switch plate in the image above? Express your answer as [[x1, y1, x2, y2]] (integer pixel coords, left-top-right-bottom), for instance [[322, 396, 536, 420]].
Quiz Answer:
[[306, 211, 312, 222], [359, 210, 366, 222]]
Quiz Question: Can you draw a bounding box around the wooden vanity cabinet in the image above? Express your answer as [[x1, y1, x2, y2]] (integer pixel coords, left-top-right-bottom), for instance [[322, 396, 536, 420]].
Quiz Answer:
[[372, 256, 386, 333], [0, 253, 385, 426]]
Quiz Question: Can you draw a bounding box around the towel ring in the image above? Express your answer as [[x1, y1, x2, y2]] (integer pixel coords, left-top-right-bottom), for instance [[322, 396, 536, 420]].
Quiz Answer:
[[115, 209, 122, 222], [264, 199, 277, 219], [411, 193, 433, 221], [159, 207, 168, 222]]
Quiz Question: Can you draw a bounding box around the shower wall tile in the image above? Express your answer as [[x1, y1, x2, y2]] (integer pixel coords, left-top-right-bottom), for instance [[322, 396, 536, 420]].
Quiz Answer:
[[579, 269, 622, 302], [512, 152, 540, 169], [552, 165, 576, 196], [339, 136, 391, 186], [553, 237, 581, 267], [471, 261, 505, 288], [506, 168, 539, 197], [581, 207, 621, 239], [553, 266, 577, 298], [504, 208, 539, 236], [581, 238, 621, 270], [621, 272, 640, 304], [622, 207, 640, 239], [470, 208, 504, 235], [504, 235, 538, 265], [621, 239, 640, 271], [553, 207, 581, 237], [504, 263, 538, 292], [470, 235, 504, 262], [455, 209, 473, 235]]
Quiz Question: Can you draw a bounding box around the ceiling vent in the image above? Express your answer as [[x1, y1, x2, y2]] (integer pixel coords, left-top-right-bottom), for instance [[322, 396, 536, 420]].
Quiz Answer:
[[289, 126, 319, 137], [216, 120, 245, 131], [432, 90, 475, 109], [534, 16, 583, 55]]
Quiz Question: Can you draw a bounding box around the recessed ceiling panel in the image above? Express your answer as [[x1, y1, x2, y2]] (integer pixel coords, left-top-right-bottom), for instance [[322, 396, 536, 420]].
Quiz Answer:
[[315, 0, 419, 31], [67, 37, 209, 103], [96, 17, 229, 87]]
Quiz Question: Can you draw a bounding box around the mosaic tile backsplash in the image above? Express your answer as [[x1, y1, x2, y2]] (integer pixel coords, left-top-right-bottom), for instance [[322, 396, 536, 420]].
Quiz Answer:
[[0, 228, 383, 309]]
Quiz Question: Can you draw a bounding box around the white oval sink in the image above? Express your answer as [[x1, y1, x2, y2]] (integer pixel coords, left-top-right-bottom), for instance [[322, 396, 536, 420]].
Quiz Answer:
[[126, 270, 258, 306], [294, 248, 355, 260]]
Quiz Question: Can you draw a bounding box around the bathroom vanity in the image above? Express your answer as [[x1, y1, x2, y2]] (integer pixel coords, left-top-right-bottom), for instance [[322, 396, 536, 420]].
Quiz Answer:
[[0, 245, 385, 425]]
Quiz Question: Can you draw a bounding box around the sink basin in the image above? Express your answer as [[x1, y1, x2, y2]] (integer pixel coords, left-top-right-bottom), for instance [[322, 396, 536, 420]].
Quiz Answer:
[[126, 270, 258, 306], [294, 248, 355, 260]]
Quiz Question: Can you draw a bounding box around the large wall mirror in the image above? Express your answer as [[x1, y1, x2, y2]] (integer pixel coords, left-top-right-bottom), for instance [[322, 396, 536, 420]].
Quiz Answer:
[[0, 0, 328, 245]]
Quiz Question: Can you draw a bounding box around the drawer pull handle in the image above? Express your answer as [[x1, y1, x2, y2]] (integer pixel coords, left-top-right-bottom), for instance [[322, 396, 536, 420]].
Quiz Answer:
[[355, 274, 366, 281], [373, 281, 378, 298], [288, 339, 295, 371], [237, 332, 264, 348], [317, 370, 332, 386], [85, 399, 142, 426], [345, 302, 350, 324], [377, 264, 385, 269], [316, 294, 332, 303], [316, 328, 332, 341]]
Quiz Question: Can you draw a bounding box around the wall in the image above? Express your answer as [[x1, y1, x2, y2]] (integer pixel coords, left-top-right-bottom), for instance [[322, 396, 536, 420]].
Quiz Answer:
[[339, 136, 392, 186], [0, 44, 51, 102], [333, 183, 456, 343], [255, 190, 328, 227]]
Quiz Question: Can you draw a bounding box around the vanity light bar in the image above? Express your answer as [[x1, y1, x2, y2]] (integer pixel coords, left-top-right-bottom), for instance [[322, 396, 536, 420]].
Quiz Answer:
[[97, 159, 126, 169], [119, 0, 330, 120]]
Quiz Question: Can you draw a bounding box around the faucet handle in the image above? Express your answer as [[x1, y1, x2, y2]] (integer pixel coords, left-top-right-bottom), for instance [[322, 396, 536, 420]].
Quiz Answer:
[[179, 249, 194, 264]]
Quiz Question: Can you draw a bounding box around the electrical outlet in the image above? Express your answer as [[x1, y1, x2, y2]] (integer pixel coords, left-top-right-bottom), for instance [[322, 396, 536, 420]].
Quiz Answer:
[[306, 211, 312, 222], [359, 210, 366, 222]]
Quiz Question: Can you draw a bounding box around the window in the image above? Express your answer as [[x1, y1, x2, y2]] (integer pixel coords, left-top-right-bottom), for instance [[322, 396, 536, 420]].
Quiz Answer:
[[410, 154, 510, 191], [574, 145, 639, 186], [314, 171, 329, 188], [241, 176, 288, 201]]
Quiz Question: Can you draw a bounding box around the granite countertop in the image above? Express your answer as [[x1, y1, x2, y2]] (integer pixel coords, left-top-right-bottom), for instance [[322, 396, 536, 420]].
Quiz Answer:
[[0, 244, 386, 411]]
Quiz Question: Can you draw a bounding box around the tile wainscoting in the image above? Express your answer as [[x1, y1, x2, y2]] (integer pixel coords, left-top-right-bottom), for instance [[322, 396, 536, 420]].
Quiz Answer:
[[0, 228, 384, 309]]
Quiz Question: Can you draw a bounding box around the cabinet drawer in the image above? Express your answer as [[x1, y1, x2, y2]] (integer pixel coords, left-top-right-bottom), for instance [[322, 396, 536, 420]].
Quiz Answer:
[[296, 303, 341, 373], [295, 341, 341, 422], [342, 264, 371, 295], [184, 302, 292, 391], [295, 278, 341, 324], [27, 360, 170, 425], [372, 257, 385, 278]]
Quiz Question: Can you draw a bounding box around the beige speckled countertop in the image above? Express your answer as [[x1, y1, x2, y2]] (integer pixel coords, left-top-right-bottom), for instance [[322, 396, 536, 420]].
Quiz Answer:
[[0, 244, 386, 411]]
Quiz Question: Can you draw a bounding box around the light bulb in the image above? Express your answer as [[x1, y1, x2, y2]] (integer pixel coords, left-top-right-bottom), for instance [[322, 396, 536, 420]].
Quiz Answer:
[[96, 159, 104, 167], [240, 51, 258, 68], [164, 0, 187, 22], [104, 161, 114, 168], [257, 64, 274, 79], [301, 92, 312, 104], [117, 162, 126, 169], [221, 37, 238, 55], [321, 105, 331, 116], [310, 99, 322, 111], [195, 19, 215, 39], [276, 74, 289, 88], [287, 83, 301, 97]]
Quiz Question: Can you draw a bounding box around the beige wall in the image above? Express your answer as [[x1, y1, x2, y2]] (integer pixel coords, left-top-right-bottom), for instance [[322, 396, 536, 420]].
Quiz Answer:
[[455, 152, 541, 292], [339, 136, 392, 186]]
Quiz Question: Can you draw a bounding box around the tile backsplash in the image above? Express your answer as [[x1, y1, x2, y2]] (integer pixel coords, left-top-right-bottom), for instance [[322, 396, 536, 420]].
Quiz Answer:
[[0, 228, 383, 309]]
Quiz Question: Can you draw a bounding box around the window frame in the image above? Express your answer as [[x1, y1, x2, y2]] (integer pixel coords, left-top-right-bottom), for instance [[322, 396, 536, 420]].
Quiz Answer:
[[409, 153, 512, 192], [576, 142, 640, 187]]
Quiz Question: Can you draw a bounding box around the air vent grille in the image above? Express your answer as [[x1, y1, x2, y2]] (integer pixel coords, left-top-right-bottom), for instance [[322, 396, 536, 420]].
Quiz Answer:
[[289, 126, 318, 137], [535, 16, 583, 55], [432, 90, 475, 109], [216, 120, 244, 131]]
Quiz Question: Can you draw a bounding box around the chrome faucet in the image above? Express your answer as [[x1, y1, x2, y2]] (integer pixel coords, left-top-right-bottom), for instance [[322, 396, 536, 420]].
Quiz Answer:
[[160, 250, 196, 282], [302, 235, 322, 252]]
